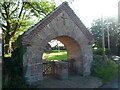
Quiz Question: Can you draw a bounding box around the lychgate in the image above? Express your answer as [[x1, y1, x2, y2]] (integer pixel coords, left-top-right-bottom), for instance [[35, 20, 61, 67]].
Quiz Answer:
[[19, 2, 94, 83]]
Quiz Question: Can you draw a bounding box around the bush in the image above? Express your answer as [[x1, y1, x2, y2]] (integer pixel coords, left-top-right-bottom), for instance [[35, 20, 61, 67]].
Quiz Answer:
[[93, 48, 103, 55], [3, 52, 28, 88], [91, 56, 118, 82], [93, 55, 103, 61], [3, 39, 29, 88], [93, 48, 111, 56]]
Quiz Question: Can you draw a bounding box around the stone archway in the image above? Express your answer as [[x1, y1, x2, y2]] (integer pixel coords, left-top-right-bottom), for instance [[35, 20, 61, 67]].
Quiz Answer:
[[54, 36, 81, 61], [42, 35, 82, 77], [21, 2, 94, 83]]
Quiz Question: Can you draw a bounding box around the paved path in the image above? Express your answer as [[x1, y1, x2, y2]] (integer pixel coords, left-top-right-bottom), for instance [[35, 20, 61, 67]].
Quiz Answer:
[[32, 75, 102, 88], [100, 76, 119, 88]]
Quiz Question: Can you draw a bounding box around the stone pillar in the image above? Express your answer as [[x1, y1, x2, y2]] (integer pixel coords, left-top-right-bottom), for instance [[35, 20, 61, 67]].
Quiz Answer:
[[23, 46, 43, 84], [55, 61, 68, 80], [82, 45, 93, 76]]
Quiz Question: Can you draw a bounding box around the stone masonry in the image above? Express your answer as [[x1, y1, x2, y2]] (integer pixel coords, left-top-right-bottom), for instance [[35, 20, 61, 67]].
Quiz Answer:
[[20, 2, 94, 84]]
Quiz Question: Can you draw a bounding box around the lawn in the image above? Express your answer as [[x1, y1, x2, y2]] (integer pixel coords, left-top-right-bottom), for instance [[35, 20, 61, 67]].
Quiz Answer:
[[42, 50, 67, 61]]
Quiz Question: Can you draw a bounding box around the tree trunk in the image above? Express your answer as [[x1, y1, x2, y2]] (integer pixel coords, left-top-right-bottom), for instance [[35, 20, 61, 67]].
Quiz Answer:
[[4, 35, 11, 55]]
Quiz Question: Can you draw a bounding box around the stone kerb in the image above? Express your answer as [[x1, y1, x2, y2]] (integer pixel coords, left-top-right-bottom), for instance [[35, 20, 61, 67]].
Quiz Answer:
[[23, 45, 44, 83]]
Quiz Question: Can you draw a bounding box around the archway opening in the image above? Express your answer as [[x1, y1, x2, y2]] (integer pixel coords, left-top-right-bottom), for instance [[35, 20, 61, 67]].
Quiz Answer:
[[42, 36, 82, 79], [42, 39, 68, 62]]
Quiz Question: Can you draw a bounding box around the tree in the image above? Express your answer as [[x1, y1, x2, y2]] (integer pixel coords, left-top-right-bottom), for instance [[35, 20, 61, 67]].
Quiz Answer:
[[0, 1, 56, 55], [90, 17, 118, 55]]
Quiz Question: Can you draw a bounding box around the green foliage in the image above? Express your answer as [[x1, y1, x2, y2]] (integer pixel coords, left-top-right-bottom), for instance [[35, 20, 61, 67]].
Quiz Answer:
[[3, 38, 28, 88], [43, 50, 67, 61], [93, 48, 103, 55], [92, 55, 103, 61], [91, 56, 118, 82], [29, 1, 56, 19], [93, 48, 111, 56], [0, 1, 56, 54], [90, 17, 119, 55]]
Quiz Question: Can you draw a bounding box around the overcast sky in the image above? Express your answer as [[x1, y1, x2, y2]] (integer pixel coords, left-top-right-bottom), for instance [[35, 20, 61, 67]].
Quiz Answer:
[[55, 0, 119, 28]]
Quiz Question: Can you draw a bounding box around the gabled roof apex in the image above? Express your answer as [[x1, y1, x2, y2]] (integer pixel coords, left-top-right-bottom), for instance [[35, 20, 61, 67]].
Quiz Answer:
[[22, 1, 94, 43]]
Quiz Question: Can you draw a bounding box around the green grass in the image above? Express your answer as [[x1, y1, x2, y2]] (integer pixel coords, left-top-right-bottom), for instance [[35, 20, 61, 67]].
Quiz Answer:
[[42, 50, 67, 61]]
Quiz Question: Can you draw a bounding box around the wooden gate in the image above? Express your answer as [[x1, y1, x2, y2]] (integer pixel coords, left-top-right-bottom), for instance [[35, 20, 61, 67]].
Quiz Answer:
[[43, 62, 55, 78]]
